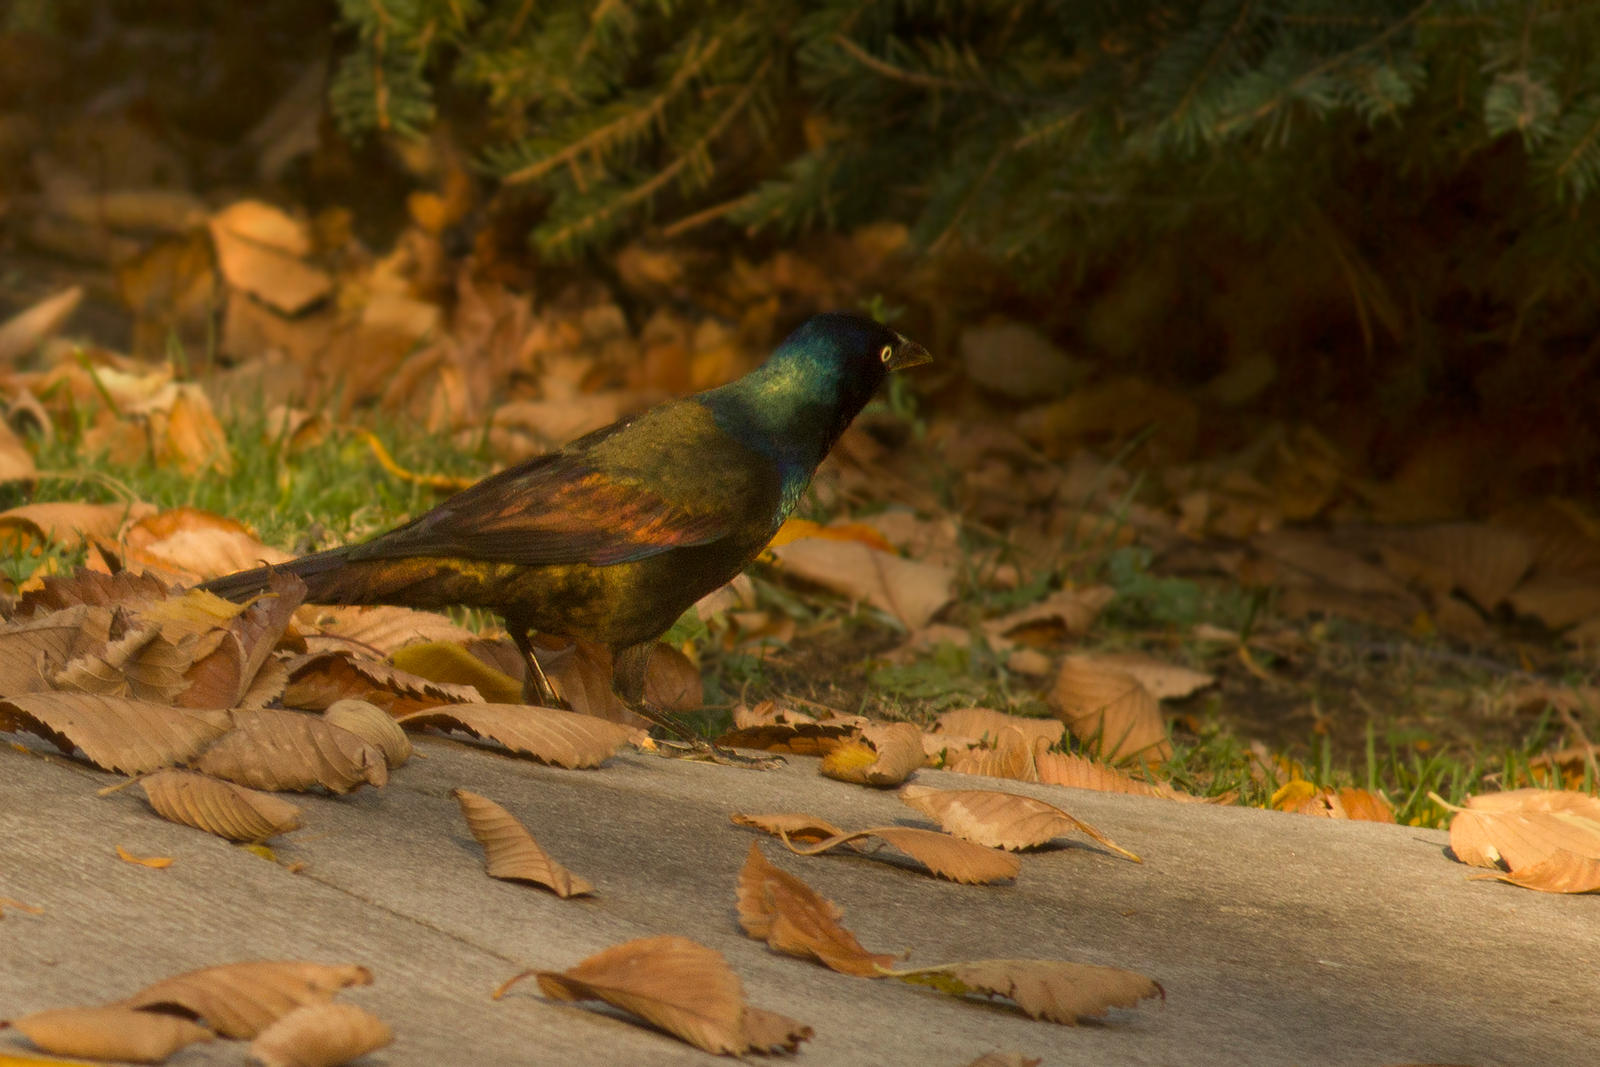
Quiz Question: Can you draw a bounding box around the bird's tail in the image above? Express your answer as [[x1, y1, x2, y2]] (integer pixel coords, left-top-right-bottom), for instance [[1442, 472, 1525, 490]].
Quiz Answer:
[[198, 544, 357, 603]]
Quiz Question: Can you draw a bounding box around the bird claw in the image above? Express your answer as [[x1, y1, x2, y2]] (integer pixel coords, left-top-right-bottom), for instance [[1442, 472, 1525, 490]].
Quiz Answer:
[[653, 738, 785, 770]]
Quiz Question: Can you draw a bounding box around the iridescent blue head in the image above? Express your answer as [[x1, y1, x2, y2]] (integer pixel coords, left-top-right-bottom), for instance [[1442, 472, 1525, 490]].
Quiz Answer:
[[699, 312, 931, 512]]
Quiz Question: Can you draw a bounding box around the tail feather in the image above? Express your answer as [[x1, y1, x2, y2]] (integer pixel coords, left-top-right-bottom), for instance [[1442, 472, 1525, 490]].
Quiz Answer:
[[199, 544, 356, 603]]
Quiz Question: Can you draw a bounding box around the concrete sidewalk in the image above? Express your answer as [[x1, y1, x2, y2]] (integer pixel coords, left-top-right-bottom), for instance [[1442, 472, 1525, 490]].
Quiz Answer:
[[3, 735, 1596, 1066]]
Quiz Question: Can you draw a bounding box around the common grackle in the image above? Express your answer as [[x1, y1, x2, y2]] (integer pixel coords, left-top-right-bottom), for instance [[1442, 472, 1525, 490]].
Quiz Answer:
[[202, 312, 930, 713]]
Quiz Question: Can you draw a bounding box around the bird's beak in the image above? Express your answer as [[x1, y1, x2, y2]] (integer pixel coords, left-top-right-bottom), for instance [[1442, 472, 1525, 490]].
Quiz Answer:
[[887, 338, 932, 371]]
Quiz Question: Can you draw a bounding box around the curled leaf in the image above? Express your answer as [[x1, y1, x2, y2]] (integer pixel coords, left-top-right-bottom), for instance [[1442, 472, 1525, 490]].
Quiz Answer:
[[121, 960, 373, 1039], [888, 958, 1163, 1024], [5, 1004, 214, 1062], [737, 843, 896, 977], [0, 692, 230, 775], [193, 708, 387, 794], [397, 703, 641, 768], [781, 825, 1020, 885], [730, 812, 849, 846], [138, 768, 302, 842], [820, 721, 923, 787], [1447, 789, 1600, 893], [899, 784, 1140, 861], [526, 935, 808, 1056], [249, 1002, 393, 1067], [452, 788, 594, 897], [323, 698, 412, 768]]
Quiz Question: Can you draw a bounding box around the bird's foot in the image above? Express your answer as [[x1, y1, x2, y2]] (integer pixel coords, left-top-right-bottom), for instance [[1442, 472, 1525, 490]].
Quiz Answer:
[[653, 737, 786, 770]]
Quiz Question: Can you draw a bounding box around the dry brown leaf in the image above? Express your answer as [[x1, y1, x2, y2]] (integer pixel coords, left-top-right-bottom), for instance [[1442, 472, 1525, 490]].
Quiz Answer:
[[209, 200, 332, 314], [820, 721, 924, 786], [715, 701, 868, 755], [1049, 656, 1171, 763], [323, 698, 412, 768], [4, 1004, 214, 1062], [121, 960, 373, 1039], [1032, 741, 1184, 799], [643, 642, 703, 713], [736, 1006, 815, 1055], [898, 784, 1141, 861], [175, 572, 304, 709], [139, 768, 303, 842], [1275, 783, 1396, 823], [783, 825, 1020, 884], [282, 650, 483, 714], [50, 619, 196, 703], [0, 284, 83, 364], [248, 1001, 393, 1067], [120, 507, 294, 584], [934, 708, 1064, 748], [946, 726, 1040, 783], [0, 500, 153, 554], [396, 703, 641, 768], [388, 640, 523, 703], [531, 634, 646, 726], [1376, 523, 1535, 611], [0, 692, 231, 774], [1447, 789, 1600, 893], [452, 788, 594, 897], [193, 708, 387, 794], [889, 959, 1163, 1025], [531, 936, 808, 1056], [982, 586, 1114, 645], [730, 812, 850, 846], [0, 896, 45, 918], [737, 842, 897, 977], [115, 844, 174, 869], [1081, 652, 1215, 701], [17, 569, 174, 614], [771, 537, 955, 629], [296, 603, 479, 655]]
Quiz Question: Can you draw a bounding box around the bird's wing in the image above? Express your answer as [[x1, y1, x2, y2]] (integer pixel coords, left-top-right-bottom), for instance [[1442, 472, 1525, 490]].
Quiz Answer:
[[346, 402, 775, 567]]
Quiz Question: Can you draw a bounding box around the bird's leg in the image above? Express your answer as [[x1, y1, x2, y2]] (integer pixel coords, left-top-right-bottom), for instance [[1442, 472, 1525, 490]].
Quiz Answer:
[[613, 642, 781, 769], [508, 618, 562, 707]]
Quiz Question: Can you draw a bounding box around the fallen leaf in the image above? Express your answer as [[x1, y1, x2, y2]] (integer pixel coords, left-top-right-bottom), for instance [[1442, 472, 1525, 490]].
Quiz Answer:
[[452, 788, 594, 897], [715, 701, 868, 755], [526, 936, 809, 1056], [209, 200, 332, 314], [388, 640, 523, 703], [0, 419, 37, 482], [965, 1053, 1043, 1067], [119, 507, 294, 583], [1273, 782, 1395, 823], [643, 642, 702, 713], [771, 537, 954, 629], [730, 812, 849, 846], [193, 708, 387, 794], [820, 721, 924, 786], [323, 698, 412, 768], [1048, 656, 1171, 763], [0, 285, 83, 364], [282, 650, 483, 714], [982, 586, 1114, 645], [4, 1005, 214, 1062], [1080, 652, 1215, 701], [248, 1001, 392, 1067], [0, 692, 231, 775], [0, 500, 153, 554], [296, 604, 479, 656], [396, 703, 641, 768], [174, 572, 305, 709], [121, 960, 373, 1039], [888, 958, 1163, 1024], [1032, 741, 1185, 799], [737, 842, 897, 977], [780, 825, 1020, 884], [1446, 789, 1600, 893], [933, 708, 1064, 748], [115, 844, 174, 869], [138, 768, 303, 842], [898, 785, 1140, 861]]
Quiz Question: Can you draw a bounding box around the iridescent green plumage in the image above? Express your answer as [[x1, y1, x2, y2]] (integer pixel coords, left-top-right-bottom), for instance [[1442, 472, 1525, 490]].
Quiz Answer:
[[202, 312, 930, 701]]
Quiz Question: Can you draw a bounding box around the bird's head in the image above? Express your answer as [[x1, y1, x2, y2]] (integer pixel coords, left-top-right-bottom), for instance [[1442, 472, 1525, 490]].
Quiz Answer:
[[702, 311, 931, 495]]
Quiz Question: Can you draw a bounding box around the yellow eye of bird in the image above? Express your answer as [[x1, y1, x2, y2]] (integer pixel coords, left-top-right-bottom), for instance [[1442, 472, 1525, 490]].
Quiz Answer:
[[879, 344, 893, 363]]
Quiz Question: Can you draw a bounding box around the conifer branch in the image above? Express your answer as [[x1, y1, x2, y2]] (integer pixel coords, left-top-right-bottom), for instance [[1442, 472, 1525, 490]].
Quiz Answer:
[[503, 33, 725, 186], [1165, 1, 1255, 133]]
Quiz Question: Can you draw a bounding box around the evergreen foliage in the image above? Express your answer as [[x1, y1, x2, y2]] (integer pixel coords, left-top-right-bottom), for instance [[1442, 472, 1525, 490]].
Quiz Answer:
[[329, 1, 1600, 277]]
